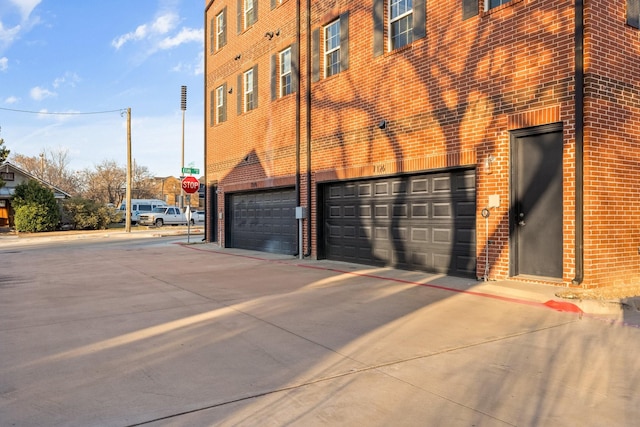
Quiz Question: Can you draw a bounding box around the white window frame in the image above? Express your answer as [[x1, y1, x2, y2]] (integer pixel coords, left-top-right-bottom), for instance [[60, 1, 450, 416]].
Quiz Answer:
[[216, 85, 225, 123], [389, 0, 413, 50], [244, 69, 254, 111], [280, 48, 292, 97], [216, 10, 225, 50], [245, 0, 255, 29], [485, 0, 510, 11], [324, 19, 341, 78]]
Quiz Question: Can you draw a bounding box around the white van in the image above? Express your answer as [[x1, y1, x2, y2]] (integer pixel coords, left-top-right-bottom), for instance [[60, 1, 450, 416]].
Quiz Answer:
[[118, 199, 167, 224]]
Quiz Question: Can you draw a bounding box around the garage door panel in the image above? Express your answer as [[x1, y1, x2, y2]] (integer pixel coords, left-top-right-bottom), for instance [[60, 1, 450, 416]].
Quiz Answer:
[[229, 189, 296, 255], [323, 169, 476, 277]]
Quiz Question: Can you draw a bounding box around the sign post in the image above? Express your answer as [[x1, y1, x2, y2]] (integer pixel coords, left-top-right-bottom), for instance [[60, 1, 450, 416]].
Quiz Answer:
[[181, 176, 200, 244]]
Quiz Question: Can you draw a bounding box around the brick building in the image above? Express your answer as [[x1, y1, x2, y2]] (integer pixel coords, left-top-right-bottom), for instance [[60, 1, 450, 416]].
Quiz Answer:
[[204, 0, 640, 288]]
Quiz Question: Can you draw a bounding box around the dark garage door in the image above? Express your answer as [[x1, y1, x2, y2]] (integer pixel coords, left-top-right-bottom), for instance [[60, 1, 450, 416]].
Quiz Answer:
[[227, 188, 296, 255], [323, 169, 476, 277]]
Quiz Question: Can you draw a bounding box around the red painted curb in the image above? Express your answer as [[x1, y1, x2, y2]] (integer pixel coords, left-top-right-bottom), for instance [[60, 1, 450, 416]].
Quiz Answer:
[[543, 300, 584, 314]]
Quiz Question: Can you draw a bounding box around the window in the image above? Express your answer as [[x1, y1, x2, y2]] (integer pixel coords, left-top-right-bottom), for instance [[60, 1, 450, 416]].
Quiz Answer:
[[216, 85, 226, 123], [486, 0, 510, 10], [271, 45, 298, 99], [0, 172, 14, 181], [280, 48, 292, 96], [244, 69, 256, 111], [216, 9, 226, 50], [237, 65, 258, 114], [311, 13, 349, 82], [390, 0, 413, 50], [325, 20, 341, 77], [245, 0, 256, 28], [373, 0, 424, 56], [628, 0, 640, 28]]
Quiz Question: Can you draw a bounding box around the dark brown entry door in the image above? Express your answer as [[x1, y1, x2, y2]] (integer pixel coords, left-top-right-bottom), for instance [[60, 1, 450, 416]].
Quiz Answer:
[[511, 124, 563, 278]]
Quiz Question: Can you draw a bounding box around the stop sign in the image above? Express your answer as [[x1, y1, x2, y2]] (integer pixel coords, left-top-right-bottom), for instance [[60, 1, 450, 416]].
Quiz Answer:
[[181, 176, 200, 194]]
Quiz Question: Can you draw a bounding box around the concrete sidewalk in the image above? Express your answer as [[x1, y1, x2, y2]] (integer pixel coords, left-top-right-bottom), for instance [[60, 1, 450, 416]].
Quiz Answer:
[[2, 226, 638, 320], [1, 238, 639, 426]]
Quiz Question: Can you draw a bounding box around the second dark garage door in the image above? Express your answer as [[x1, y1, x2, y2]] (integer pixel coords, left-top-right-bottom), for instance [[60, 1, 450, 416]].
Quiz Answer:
[[322, 169, 476, 277], [227, 188, 296, 255]]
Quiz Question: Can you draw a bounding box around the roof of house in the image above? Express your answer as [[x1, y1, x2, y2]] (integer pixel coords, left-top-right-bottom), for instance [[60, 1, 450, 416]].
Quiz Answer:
[[0, 162, 72, 199]]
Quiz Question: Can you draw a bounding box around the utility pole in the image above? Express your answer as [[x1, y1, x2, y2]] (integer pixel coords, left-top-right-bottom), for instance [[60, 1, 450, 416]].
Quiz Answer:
[[125, 108, 132, 233], [180, 85, 187, 209]]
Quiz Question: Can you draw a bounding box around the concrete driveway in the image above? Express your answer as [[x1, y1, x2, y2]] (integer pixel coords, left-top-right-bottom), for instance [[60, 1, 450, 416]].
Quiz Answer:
[[1, 236, 639, 426]]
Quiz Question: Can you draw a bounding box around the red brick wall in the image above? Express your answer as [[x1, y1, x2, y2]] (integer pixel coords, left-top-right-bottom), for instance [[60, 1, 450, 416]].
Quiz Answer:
[[307, 0, 576, 282], [581, 0, 640, 286], [206, 0, 640, 287]]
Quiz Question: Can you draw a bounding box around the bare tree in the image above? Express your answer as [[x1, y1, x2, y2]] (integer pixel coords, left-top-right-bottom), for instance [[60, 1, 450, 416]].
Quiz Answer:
[[11, 148, 79, 195], [79, 160, 125, 206], [78, 159, 157, 206], [131, 161, 156, 200]]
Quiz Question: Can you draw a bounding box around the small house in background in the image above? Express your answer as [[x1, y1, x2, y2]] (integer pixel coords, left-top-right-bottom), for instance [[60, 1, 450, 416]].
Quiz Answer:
[[150, 175, 204, 210], [0, 162, 71, 228]]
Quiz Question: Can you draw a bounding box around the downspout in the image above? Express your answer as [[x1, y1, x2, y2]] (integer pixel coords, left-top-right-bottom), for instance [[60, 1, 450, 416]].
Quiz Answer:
[[572, 0, 584, 285], [295, 0, 302, 258], [305, 0, 312, 257], [205, 0, 214, 242]]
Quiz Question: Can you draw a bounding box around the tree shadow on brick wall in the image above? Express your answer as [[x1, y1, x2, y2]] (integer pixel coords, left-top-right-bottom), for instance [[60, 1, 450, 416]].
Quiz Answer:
[[312, 2, 577, 279]]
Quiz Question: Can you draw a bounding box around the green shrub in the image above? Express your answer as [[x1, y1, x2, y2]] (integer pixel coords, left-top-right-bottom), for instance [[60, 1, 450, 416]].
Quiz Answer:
[[62, 197, 119, 230], [14, 203, 59, 232], [12, 180, 61, 232]]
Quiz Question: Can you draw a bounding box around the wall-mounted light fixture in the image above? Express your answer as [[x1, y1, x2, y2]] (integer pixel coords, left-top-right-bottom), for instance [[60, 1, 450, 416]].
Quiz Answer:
[[234, 54, 241, 60], [378, 119, 387, 130], [484, 155, 496, 174], [265, 31, 274, 39], [228, 87, 233, 94]]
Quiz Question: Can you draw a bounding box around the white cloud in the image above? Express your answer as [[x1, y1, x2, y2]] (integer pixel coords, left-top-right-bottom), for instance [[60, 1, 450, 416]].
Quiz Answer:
[[151, 13, 177, 34], [158, 27, 202, 50], [0, 0, 41, 52], [172, 52, 204, 76], [0, 56, 7, 71], [9, 0, 42, 21], [53, 72, 81, 88], [194, 51, 204, 75], [0, 21, 22, 49], [30, 86, 56, 101], [4, 95, 19, 104], [112, 12, 178, 50]]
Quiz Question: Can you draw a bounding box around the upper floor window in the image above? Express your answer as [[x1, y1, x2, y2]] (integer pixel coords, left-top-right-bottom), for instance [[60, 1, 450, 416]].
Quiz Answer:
[[373, 0, 424, 56], [245, 0, 257, 28], [390, 0, 413, 50], [311, 13, 349, 82], [244, 69, 255, 111], [280, 48, 292, 96], [628, 0, 640, 28], [486, 0, 510, 10], [0, 172, 14, 181], [216, 9, 227, 50], [238, 65, 258, 114], [325, 20, 341, 77], [216, 85, 227, 124]]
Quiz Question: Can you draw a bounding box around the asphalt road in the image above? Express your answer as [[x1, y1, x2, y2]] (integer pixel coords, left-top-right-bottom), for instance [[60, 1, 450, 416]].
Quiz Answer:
[[1, 235, 639, 426]]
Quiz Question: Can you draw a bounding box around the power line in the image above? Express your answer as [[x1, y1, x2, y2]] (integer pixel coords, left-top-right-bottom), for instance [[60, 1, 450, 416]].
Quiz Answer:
[[0, 106, 126, 115]]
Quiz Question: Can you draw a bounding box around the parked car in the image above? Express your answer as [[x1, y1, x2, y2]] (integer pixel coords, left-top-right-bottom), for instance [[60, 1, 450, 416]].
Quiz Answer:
[[192, 210, 205, 223], [117, 199, 167, 225], [139, 206, 191, 227]]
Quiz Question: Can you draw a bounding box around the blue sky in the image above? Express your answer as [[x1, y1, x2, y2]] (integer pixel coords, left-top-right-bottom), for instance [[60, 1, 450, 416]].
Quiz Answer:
[[0, 0, 204, 177]]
